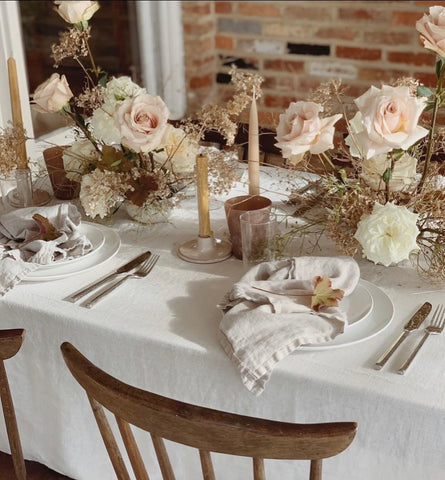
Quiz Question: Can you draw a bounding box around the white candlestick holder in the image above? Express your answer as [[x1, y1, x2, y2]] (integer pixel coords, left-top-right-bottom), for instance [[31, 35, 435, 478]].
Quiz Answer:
[[178, 234, 232, 264]]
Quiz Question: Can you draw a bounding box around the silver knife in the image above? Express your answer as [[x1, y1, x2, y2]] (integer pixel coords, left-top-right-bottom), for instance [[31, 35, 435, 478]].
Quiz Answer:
[[374, 302, 432, 370], [63, 251, 152, 303]]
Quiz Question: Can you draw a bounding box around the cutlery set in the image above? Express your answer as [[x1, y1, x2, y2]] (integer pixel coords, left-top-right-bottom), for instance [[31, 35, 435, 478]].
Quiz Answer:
[[63, 250, 159, 308], [375, 302, 445, 374]]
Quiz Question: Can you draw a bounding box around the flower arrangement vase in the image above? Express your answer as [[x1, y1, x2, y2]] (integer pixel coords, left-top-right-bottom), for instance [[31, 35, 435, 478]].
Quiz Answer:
[[125, 199, 173, 224], [224, 194, 272, 259], [43, 146, 80, 200]]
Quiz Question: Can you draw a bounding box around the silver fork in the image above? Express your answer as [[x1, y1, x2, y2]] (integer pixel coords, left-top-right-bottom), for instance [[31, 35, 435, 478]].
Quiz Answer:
[[398, 304, 445, 375], [80, 254, 160, 309]]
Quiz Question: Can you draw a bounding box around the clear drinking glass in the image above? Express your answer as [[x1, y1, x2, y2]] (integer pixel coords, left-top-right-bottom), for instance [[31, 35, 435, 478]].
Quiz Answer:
[[240, 211, 279, 270]]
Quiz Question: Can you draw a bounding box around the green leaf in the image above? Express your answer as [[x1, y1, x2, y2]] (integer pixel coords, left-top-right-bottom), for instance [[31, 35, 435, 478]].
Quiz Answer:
[[392, 149, 405, 161], [417, 85, 433, 97], [382, 167, 392, 184], [98, 74, 108, 88], [436, 59, 444, 79]]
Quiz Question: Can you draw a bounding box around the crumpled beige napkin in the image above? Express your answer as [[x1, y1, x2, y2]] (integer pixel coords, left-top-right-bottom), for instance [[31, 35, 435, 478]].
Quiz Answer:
[[218, 256, 360, 395], [0, 203, 92, 295]]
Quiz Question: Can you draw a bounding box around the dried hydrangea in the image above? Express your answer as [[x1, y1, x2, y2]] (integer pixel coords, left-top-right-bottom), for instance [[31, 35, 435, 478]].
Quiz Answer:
[[79, 169, 131, 219], [0, 124, 28, 177], [51, 27, 90, 67]]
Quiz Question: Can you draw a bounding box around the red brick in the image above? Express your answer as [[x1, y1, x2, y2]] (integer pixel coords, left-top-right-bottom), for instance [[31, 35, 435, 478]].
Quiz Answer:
[[414, 1, 445, 6], [316, 27, 358, 41], [258, 110, 280, 128], [215, 1, 232, 14], [184, 36, 213, 53], [264, 94, 296, 109], [338, 8, 390, 22], [182, 2, 211, 16], [238, 3, 281, 17], [189, 74, 214, 89], [263, 76, 297, 92], [186, 56, 215, 69], [387, 51, 435, 66], [363, 31, 414, 45], [416, 71, 439, 87], [263, 59, 304, 73], [182, 20, 214, 36], [358, 68, 407, 83], [336, 46, 381, 61], [284, 5, 334, 21], [215, 35, 234, 50], [392, 11, 423, 26]]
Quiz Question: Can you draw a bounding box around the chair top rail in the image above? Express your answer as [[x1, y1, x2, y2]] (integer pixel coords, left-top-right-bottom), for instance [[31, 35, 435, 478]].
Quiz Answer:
[[61, 342, 357, 460]]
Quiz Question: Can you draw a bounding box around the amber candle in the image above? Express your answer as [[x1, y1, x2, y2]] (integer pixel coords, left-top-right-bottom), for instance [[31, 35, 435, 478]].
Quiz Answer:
[[248, 91, 260, 196], [7, 57, 27, 168], [196, 154, 211, 238]]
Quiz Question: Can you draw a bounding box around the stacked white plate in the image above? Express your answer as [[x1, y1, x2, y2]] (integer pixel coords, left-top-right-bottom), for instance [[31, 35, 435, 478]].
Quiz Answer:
[[24, 222, 121, 282], [301, 279, 394, 350]]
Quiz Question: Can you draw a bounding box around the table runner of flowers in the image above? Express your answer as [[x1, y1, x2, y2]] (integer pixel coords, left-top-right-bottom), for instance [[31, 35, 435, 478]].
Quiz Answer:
[[273, 5, 445, 281]]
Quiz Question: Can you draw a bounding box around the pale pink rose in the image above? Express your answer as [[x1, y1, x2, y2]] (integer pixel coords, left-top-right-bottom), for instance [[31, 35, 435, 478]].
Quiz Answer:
[[275, 101, 342, 161], [416, 6, 445, 57], [115, 94, 170, 153], [31, 73, 73, 113], [54, 1, 99, 24], [345, 85, 428, 159]]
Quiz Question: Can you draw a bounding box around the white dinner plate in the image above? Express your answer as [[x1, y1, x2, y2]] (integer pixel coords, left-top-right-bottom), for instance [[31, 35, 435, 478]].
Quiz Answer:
[[36, 223, 105, 271], [300, 279, 394, 350], [340, 282, 373, 328], [24, 223, 120, 282]]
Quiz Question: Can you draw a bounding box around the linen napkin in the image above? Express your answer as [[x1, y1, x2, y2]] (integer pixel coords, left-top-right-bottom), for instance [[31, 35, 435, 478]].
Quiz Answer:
[[0, 203, 92, 295], [218, 256, 360, 395]]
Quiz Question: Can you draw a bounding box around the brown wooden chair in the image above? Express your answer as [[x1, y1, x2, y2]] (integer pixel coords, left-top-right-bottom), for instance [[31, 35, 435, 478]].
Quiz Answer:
[[0, 329, 26, 480], [60, 342, 357, 480]]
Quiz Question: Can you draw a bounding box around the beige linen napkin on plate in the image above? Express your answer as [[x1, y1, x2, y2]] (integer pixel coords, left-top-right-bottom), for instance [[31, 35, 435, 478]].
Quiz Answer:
[[0, 203, 92, 295], [218, 256, 360, 395]]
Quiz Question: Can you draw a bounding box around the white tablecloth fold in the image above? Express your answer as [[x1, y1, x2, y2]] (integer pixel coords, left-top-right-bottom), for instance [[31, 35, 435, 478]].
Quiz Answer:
[[0, 203, 92, 295], [218, 256, 360, 395]]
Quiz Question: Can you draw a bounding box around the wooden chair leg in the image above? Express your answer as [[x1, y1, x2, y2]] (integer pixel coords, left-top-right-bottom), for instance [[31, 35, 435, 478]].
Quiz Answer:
[[151, 434, 176, 480], [310, 459, 322, 480], [199, 450, 216, 480], [253, 457, 266, 480], [0, 360, 26, 480], [116, 416, 150, 480]]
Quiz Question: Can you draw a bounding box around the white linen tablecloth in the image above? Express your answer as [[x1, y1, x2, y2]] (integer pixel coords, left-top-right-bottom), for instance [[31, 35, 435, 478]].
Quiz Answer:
[[0, 163, 444, 480]]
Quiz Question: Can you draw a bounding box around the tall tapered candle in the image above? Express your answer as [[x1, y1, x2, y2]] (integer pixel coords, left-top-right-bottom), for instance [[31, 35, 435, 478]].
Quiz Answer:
[[196, 154, 211, 238], [7, 57, 28, 168], [248, 90, 260, 196]]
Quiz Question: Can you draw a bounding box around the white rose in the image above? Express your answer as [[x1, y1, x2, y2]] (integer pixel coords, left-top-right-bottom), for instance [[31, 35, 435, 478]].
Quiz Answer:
[[89, 106, 122, 145], [345, 85, 428, 159], [275, 101, 342, 162], [62, 140, 99, 182], [153, 125, 197, 174], [416, 6, 445, 57], [32, 73, 73, 113], [54, 1, 99, 24], [361, 152, 418, 192], [103, 76, 146, 106], [115, 94, 170, 153], [354, 202, 419, 267]]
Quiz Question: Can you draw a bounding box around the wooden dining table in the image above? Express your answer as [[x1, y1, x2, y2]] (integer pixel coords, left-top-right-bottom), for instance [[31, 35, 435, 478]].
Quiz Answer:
[[0, 144, 444, 479]]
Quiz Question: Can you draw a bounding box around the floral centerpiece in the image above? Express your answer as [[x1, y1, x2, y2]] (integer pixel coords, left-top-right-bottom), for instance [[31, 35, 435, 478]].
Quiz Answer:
[[274, 5, 445, 281], [31, 1, 259, 221]]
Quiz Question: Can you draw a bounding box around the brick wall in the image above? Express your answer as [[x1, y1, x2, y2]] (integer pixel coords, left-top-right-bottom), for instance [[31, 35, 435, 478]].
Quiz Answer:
[[182, 0, 445, 129]]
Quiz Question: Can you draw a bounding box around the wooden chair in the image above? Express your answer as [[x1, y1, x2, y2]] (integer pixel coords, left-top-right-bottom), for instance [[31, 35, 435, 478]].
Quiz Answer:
[[60, 342, 357, 480], [0, 329, 26, 480]]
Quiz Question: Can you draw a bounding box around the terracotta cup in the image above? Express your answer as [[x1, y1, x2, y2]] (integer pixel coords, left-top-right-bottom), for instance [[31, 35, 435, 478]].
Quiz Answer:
[[224, 195, 272, 259], [43, 146, 80, 200]]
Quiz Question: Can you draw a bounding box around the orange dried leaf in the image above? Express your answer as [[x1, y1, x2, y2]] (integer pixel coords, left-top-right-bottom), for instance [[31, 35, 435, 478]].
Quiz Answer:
[[311, 275, 344, 312], [32, 214, 63, 242]]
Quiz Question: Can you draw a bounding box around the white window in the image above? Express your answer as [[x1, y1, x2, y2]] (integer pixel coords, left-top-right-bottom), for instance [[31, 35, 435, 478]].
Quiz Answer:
[[0, 1, 186, 139]]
